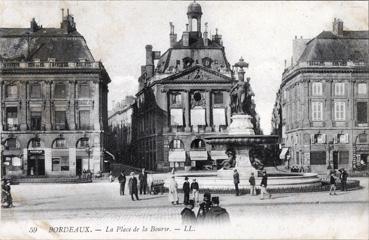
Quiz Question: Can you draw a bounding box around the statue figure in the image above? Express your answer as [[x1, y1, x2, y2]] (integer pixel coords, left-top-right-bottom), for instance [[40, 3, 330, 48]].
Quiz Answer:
[[230, 58, 254, 115], [220, 150, 236, 170]]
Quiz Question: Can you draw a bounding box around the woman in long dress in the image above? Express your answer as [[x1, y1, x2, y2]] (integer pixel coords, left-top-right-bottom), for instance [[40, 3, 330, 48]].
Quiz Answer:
[[168, 176, 179, 205]]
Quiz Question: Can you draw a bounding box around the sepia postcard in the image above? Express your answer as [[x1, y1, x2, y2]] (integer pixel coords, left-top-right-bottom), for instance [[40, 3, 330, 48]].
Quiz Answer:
[[0, 0, 368, 239]]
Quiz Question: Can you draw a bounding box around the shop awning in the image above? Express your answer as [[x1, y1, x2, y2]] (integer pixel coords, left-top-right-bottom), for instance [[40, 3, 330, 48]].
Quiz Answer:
[[169, 150, 186, 162], [3, 149, 22, 156], [190, 150, 208, 161], [210, 150, 228, 160], [279, 148, 289, 160]]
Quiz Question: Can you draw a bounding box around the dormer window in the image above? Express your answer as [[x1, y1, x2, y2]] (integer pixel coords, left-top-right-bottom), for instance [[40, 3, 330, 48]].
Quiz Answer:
[[202, 57, 213, 68], [183, 57, 194, 69]]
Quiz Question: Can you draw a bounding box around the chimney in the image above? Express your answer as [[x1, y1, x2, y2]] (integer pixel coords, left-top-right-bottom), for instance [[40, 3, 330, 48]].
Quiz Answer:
[[30, 18, 42, 32], [203, 22, 208, 47], [145, 45, 154, 78], [169, 22, 177, 48], [183, 24, 190, 47], [212, 28, 223, 46], [332, 18, 344, 36], [60, 8, 76, 33]]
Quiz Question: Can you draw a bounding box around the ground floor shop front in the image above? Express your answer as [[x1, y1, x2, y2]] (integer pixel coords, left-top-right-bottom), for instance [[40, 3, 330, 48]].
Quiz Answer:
[[1, 132, 104, 178]]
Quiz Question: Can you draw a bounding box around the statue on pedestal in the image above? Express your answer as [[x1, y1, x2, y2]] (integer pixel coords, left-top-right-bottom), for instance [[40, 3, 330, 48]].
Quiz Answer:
[[230, 58, 254, 115]]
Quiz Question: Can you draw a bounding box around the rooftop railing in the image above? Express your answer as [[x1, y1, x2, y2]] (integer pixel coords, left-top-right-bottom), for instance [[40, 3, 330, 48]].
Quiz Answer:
[[0, 61, 100, 69], [282, 60, 368, 77]]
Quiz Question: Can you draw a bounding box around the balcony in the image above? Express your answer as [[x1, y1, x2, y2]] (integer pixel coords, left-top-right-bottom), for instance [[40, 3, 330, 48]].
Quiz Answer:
[[282, 60, 368, 79], [0, 61, 100, 69]]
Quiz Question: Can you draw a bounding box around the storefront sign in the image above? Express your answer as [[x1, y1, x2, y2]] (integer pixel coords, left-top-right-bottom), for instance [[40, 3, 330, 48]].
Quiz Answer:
[[28, 150, 44, 155]]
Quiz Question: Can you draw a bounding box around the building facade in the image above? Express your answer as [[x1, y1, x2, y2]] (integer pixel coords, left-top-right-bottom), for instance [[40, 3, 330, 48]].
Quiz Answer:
[[273, 19, 369, 174], [107, 96, 135, 165], [0, 10, 111, 178], [131, 2, 245, 171]]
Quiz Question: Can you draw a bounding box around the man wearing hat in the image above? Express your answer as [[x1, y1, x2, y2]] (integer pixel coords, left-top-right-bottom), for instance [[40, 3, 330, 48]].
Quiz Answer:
[[182, 176, 190, 205], [197, 192, 212, 221], [260, 170, 271, 200], [128, 172, 139, 201], [205, 196, 230, 225], [233, 169, 240, 196], [1, 179, 13, 208], [181, 199, 196, 225]]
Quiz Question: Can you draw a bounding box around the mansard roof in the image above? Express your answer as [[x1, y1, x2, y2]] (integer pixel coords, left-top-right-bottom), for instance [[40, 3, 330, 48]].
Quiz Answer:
[[0, 28, 94, 62], [298, 30, 369, 63]]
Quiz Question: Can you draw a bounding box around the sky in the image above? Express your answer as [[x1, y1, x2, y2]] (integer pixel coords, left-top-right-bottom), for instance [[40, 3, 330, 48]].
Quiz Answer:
[[0, 1, 368, 134]]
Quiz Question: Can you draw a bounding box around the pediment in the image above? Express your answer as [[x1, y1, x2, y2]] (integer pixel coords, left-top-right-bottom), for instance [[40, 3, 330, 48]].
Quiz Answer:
[[163, 66, 232, 83]]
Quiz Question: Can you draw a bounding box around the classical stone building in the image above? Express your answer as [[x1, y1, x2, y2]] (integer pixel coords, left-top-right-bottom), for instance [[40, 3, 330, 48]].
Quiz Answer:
[[107, 96, 135, 165], [0, 10, 111, 178], [272, 18, 369, 174], [131, 2, 245, 171]]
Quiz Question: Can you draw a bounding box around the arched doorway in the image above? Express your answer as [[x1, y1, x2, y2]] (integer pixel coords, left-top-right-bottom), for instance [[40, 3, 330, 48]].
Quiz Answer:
[[27, 137, 45, 176]]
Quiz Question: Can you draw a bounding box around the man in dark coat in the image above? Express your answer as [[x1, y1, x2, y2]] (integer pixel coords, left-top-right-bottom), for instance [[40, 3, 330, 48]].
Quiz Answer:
[[182, 177, 190, 205], [233, 169, 240, 196], [260, 170, 271, 200], [118, 171, 126, 196], [329, 171, 337, 195], [1, 179, 13, 208], [205, 196, 230, 225], [181, 199, 196, 225], [339, 168, 348, 191], [139, 168, 148, 195], [197, 192, 212, 222], [128, 172, 139, 201], [248, 172, 256, 195]]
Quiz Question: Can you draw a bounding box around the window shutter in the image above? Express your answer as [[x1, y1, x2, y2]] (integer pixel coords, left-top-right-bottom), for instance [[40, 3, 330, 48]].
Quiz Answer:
[[310, 134, 315, 144], [322, 134, 326, 143]]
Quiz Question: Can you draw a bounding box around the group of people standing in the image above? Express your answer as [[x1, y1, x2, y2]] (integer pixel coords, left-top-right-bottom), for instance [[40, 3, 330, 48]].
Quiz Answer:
[[117, 168, 150, 201], [181, 192, 230, 225], [233, 169, 272, 200], [168, 176, 200, 205], [329, 168, 349, 195]]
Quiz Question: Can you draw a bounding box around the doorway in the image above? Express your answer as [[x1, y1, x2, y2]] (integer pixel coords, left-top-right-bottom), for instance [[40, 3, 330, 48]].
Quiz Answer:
[[333, 151, 339, 170], [76, 158, 82, 176], [27, 152, 45, 176]]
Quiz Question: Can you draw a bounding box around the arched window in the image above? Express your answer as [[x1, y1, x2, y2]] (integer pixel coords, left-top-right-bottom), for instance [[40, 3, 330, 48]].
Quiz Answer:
[[191, 139, 206, 149], [28, 138, 44, 148], [4, 138, 20, 150], [191, 18, 198, 31], [76, 138, 90, 148], [52, 138, 66, 149], [169, 139, 184, 150]]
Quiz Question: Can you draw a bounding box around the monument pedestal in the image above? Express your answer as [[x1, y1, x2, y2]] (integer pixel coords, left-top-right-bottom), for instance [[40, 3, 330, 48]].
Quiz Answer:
[[217, 114, 257, 179]]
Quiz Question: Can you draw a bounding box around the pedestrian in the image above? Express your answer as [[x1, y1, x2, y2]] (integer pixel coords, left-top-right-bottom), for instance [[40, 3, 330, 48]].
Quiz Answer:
[[233, 169, 240, 196], [339, 168, 348, 191], [128, 172, 139, 201], [205, 196, 230, 225], [118, 171, 126, 196], [191, 179, 200, 204], [147, 173, 154, 195], [248, 172, 256, 195], [1, 179, 13, 208], [197, 192, 212, 222], [260, 170, 271, 200], [109, 171, 114, 182], [329, 171, 337, 195], [181, 199, 197, 225], [183, 176, 190, 205], [168, 176, 179, 205], [139, 168, 148, 195]]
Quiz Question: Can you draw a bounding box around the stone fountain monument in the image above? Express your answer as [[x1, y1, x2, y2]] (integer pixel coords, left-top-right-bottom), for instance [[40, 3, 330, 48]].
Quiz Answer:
[[170, 58, 322, 192]]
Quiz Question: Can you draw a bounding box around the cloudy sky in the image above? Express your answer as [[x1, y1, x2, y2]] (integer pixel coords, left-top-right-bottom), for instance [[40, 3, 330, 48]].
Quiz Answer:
[[1, 1, 368, 133]]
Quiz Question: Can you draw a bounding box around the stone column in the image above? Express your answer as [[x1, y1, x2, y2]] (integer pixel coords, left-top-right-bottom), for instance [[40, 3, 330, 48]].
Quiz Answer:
[[205, 90, 212, 132], [45, 81, 52, 130], [184, 90, 191, 132], [93, 80, 100, 131], [19, 82, 27, 130]]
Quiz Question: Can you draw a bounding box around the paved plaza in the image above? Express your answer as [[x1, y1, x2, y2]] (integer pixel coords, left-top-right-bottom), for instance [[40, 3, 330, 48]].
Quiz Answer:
[[1, 178, 368, 239]]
